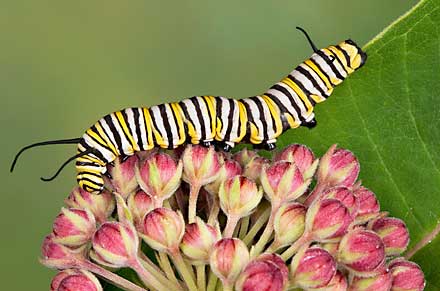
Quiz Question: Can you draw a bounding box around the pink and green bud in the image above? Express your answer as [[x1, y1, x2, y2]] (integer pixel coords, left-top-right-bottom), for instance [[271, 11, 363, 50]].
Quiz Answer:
[[180, 217, 221, 265], [41, 234, 86, 269], [305, 198, 353, 242], [233, 148, 258, 167], [106, 154, 139, 198], [321, 186, 359, 218], [389, 258, 425, 291], [274, 144, 319, 180], [310, 271, 347, 291], [139, 207, 185, 253], [92, 222, 139, 268], [127, 190, 153, 230], [52, 208, 96, 247], [317, 145, 360, 188], [219, 175, 263, 218], [273, 202, 306, 248], [51, 269, 81, 291], [235, 254, 289, 291], [349, 270, 393, 291], [261, 161, 311, 203], [135, 152, 183, 206], [290, 246, 337, 289], [182, 145, 222, 186], [65, 187, 115, 224], [319, 242, 340, 257], [337, 229, 385, 277], [52, 269, 103, 291], [242, 156, 271, 182], [353, 187, 380, 224], [205, 159, 242, 195], [210, 238, 250, 287], [368, 217, 409, 256]]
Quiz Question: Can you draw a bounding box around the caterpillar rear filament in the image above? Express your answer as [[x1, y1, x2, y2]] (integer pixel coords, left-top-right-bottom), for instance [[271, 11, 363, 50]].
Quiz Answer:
[[10, 27, 367, 194]]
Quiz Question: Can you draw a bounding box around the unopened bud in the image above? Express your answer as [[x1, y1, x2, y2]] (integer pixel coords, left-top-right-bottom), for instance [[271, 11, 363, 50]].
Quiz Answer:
[[139, 208, 185, 253], [389, 258, 425, 291], [337, 229, 385, 277], [368, 217, 409, 256], [210, 238, 250, 287], [317, 145, 360, 188], [180, 217, 221, 265], [274, 144, 318, 180], [290, 246, 337, 289], [106, 155, 139, 198], [135, 152, 183, 206], [52, 208, 96, 247]]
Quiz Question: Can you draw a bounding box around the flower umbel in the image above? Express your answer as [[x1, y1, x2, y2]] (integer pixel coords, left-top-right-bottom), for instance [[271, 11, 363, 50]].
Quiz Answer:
[[40, 144, 425, 291]]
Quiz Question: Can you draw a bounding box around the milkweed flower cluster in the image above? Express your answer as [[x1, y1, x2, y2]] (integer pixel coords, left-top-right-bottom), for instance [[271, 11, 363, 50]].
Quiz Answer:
[[41, 144, 425, 291]]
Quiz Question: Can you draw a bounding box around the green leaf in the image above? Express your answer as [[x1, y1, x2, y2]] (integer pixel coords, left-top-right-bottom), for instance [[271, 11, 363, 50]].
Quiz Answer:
[[278, 0, 440, 289]]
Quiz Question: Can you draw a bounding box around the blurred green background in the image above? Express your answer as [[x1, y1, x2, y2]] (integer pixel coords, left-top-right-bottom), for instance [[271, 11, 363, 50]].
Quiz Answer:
[[0, 1, 418, 290]]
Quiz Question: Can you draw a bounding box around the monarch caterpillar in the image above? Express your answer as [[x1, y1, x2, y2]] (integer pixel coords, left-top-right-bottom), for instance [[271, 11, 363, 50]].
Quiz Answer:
[[10, 27, 367, 194]]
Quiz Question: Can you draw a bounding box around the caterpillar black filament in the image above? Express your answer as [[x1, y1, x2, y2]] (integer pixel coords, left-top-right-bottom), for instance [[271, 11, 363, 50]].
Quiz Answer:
[[11, 27, 367, 194]]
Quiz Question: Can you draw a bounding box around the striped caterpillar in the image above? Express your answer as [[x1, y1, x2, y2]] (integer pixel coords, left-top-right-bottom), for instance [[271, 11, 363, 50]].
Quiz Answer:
[[11, 27, 367, 194]]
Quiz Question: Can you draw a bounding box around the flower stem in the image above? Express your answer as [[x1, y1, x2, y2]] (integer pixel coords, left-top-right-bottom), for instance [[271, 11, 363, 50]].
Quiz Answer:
[[170, 249, 198, 291], [80, 260, 147, 291], [196, 265, 206, 291], [243, 207, 271, 245], [206, 270, 218, 291], [138, 252, 180, 289], [208, 196, 220, 225], [130, 258, 170, 291], [188, 183, 201, 223], [304, 181, 328, 206], [157, 252, 181, 287], [223, 214, 240, 238], [239, 216, 250, 240], [250, 202, 280, 258], [280, 233, 312, 261]]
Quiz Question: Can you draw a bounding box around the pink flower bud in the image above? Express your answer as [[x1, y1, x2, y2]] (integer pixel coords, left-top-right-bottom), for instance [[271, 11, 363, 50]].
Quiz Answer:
[[290, 246, 337, 289], [182, 145, 222, 186], [337, 229, 385, 277], [219, 176, 263, 218], [180, 217, 221, 265], [52, 208, 96, 247], [306, 198, 353, 242], [52, 269, 103, 291], [310, 270, 347, 291], [205, 159, 242, 195], [274, 144, 318, 180], [139, 208, 185, 252], [349, 270, 392, 291], [368, 217, 409, 256], [210, 238, 250, 287], [273, 202, 306, 248], [41, 234, 85, 269], [65, 187, 115, 224], [261, 161, 311, 203], [51, 269, 81, 291], [135, 152, 183, 206], [127, 190, 153, 230], [92, 222, 138, 268], [321, 186, 359, 218], [353, 187, 380, 224], [106, 155, 139, 198], [233, 148, 258, 167], [389, 258, 425, 291], [317, 145, 360, 188], [242, 156, 271, 182], [235, 254, 289, 291]]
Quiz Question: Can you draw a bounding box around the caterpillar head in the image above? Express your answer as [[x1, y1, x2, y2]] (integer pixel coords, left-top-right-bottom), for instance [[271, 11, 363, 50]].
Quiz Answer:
[[338, 39, 367, 73]]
